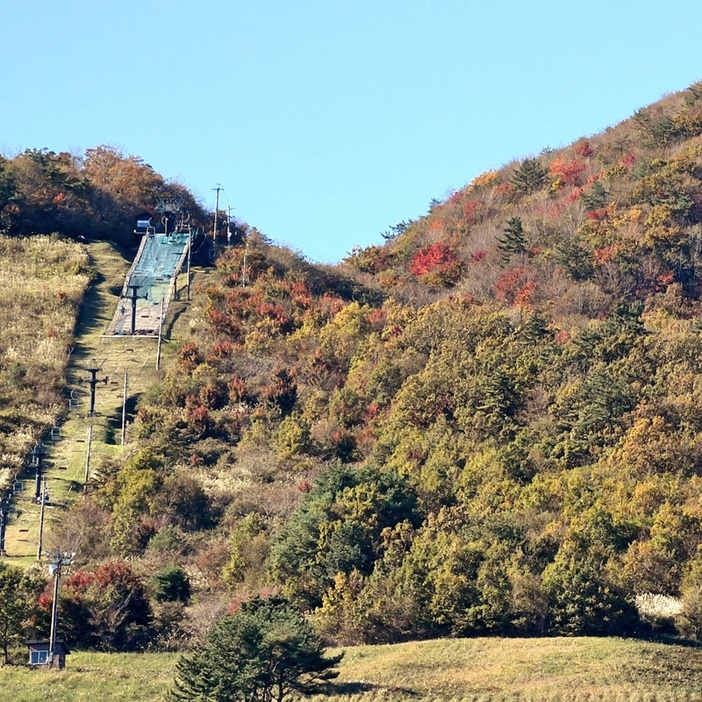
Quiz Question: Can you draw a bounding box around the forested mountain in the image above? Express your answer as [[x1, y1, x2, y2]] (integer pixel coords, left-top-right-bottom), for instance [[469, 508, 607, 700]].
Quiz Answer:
[[8, 84, 702, 651]]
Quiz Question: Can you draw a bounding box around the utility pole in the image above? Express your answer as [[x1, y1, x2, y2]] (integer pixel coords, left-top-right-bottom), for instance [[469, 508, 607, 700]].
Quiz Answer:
[[156, 298, 165, 370], [121, 372, 128, 446], [48, 552, 75, 668], [186, 231, 192, 302], [83, 359, 108, 417], [0, 493, 8, 556], [124, 284, 144, 335], [37, 476, 47, 561], [212, 184, 223, 241], [30, 443, 47, 504], [227, 205, 233, 244], [83, 424, 93, 491]]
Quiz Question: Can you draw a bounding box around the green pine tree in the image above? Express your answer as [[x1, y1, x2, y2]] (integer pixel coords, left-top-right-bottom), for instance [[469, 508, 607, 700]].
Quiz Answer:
[[170, 596, 342, 702], [554, 236, 594, 280], [581, 181, 608, 211], [498, 217, 527, 263], [510, 158, 547, 195]]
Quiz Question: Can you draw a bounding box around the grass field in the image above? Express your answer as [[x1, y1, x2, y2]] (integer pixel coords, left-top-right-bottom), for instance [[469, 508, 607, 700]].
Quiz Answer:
[[0, 651, 178, 702], [2, 637, 702, 701], [319, 637, 702, 701]]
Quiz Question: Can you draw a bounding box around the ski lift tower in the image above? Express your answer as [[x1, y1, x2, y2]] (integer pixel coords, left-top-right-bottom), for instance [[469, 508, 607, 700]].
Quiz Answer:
[[47, 551, 75, 668], [80, 359, 108, 417], [123, 283, 147, 335], [30, 442, 48, 504], [0, 491, 10, 556]]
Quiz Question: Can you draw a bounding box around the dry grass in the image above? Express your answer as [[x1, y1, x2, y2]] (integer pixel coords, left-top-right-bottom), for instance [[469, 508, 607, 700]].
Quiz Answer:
[[316, 636, 702, 701], [0, 235, 91, 489], [2, 637, 702, 701]]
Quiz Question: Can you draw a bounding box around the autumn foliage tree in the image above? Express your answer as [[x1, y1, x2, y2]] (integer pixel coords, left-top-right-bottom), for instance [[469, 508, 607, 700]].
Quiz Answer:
[[409, 242, 463, 285], [0, 145, 208, 244], [549, 157, 586, 188], [57, 561, 153, 651]]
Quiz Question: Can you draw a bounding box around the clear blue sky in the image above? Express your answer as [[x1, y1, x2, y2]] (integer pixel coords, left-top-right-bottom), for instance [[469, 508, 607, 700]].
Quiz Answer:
[[1, 1, 701, 262]]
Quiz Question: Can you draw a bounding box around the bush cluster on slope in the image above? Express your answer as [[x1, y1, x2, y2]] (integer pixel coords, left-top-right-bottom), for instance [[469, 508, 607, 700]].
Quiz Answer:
[[97, 201, 702, 644]]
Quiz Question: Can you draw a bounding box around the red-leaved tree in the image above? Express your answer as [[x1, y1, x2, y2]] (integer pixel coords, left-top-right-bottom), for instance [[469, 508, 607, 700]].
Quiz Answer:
[[549, 158, 587, 188], [410, 243, 463, 286]]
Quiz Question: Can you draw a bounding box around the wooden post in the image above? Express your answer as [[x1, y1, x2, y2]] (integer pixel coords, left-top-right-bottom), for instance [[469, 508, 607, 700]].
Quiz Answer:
[[242, 234, 249, 287], [83, 424, 93, 491], [186, 232, 192, 302], [121, 372, 128, 446], [0, 499, 7, 557], [37, 477, 46, 562], [156, 298, 165, 370]]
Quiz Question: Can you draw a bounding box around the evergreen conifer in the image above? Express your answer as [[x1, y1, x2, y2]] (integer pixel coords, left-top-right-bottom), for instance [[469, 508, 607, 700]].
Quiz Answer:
[[498, 217, 527, 263], [511, 158, 547, 194], [170, 596, 342, 702]]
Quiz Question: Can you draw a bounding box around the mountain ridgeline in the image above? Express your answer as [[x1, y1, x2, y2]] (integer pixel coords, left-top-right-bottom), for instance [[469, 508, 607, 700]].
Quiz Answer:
[[8, 83, 702, 649], [0, 146, 211, 245]]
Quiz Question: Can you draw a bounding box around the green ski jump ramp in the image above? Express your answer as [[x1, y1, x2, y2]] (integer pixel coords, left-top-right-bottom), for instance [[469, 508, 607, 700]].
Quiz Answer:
[[107, 232, 190, 336]]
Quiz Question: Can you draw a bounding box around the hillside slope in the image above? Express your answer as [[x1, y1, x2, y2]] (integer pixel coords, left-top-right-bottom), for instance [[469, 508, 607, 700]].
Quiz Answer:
[[8, 84, 702, 652], [89, 81, 702, 645], [0, 236, 91, 493], [0, 241, 180, 566]]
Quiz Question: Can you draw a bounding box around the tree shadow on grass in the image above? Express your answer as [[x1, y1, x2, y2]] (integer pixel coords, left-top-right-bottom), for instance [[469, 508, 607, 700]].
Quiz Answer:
[[649, 634, 702, 649], [163, 302, 188, 339], [73, 270, 110, 345], [324, 681, 421, 697]]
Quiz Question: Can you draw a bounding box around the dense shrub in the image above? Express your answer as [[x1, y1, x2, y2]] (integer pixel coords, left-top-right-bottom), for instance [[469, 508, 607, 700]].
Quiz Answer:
[[152, 566, 191, 603]]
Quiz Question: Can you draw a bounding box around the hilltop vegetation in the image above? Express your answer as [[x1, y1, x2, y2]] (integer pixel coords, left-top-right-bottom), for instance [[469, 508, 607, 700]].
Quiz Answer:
[[0, 146, 210, 245], [7, 85, 702, 660]]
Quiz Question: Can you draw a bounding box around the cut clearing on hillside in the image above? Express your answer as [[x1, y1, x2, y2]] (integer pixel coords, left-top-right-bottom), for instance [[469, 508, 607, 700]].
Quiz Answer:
[[1, 240, 190, 566]]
